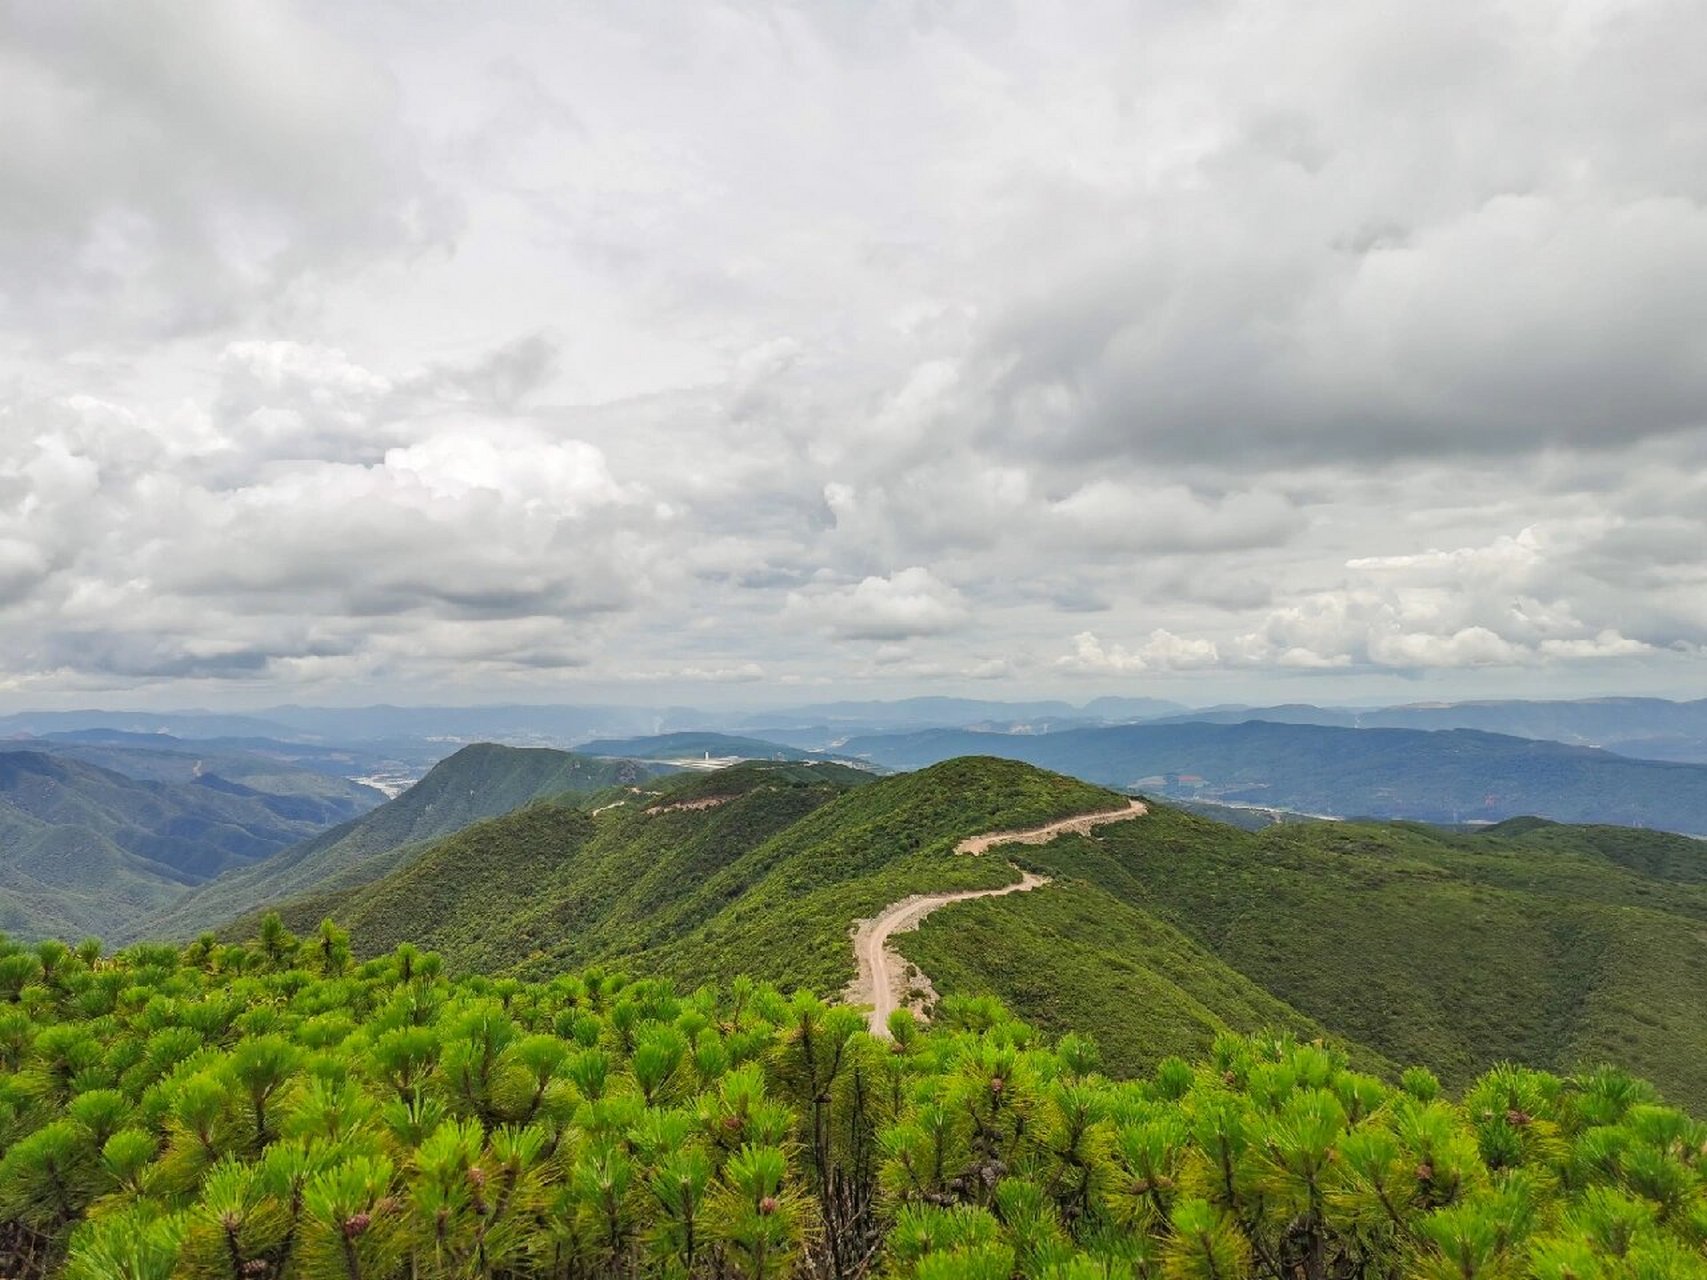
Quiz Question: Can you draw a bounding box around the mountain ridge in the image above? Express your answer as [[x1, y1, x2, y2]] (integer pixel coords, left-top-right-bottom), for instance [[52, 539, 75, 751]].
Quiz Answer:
[[841, 720, 1707, 831]]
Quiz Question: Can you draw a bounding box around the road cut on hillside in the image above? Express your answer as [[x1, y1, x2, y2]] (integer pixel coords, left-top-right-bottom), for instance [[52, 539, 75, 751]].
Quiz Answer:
[[848, 798, 1148, 1036], [953, 797, 1147, 854]]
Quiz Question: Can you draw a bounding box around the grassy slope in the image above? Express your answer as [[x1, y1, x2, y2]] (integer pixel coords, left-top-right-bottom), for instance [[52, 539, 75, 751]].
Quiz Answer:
[[895, 869, 1385, 1079], [264, 758, 1371, 1080], [137, 743, 670, 942], [0, 820, 194, 940], [1024, 804, 1707, 1107]]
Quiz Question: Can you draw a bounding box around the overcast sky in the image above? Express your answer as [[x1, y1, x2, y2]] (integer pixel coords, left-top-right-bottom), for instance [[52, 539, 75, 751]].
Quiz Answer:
[[3, 0, 1705, 710]]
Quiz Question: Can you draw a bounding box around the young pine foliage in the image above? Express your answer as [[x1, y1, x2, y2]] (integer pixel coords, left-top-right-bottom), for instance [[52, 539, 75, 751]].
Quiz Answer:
[[0, 919, 1700, 1280]]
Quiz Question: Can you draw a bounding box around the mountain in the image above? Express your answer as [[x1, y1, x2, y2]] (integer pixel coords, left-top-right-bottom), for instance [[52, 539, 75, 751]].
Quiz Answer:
[[839, 720, 1707, 831], [257, 701, 674, 745], [575, 731, 881, 772], [134, 743, 675, 942], [30, 726, 445, 781], [0, 750, 381, 941], [0, 708, 301, 739], [901, 799, 1707, 1108], [247, 756, 1318, 1077], [1153, 696, 1707, 763], [730, 695, 1188, 736], [2, 734, 393, 801], [244, 754, 1707, 1107], [577, 730, 834, 760]]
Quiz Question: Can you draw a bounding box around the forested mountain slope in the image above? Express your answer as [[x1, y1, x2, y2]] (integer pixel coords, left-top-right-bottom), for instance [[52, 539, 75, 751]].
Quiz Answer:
[[0, 751, 380, 942], [247, 755, 1707, 1107], [907, 805, 1707, 1106], [133, 743, 673, 943], [247, 758, 1100, 989], [842, 721, 1707, 830]]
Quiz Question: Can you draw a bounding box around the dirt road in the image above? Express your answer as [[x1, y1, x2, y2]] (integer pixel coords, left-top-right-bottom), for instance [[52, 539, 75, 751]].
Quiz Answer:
[[848, 870, 1051, 1036], [953, 797, 1147, 854], [848, 798, 1148, 1036]]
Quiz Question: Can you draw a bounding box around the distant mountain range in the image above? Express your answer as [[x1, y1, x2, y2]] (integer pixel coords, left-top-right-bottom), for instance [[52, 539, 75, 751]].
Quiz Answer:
[[837, 720, 1707, 832], [130, 744, 674, 944], [0, 748, 381, 941], [9, 696, 1707, 947], [576, 730, 880, 770], [5, 694, 1704, 761], [1150, 696, 1707, 762]]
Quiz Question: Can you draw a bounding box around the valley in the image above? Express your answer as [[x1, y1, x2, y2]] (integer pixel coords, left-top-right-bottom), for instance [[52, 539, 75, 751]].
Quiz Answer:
[[4, 751, 1701, 1276]]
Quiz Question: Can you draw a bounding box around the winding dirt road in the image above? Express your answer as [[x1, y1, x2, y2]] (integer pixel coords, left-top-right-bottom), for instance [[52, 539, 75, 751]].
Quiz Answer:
[[848, 798, 1148, 1036], [849, 871, 1052, 1037], [953, 798, 1148, 855]]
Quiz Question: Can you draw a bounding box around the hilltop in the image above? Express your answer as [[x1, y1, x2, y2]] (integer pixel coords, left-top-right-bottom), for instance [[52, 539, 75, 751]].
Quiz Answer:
[[901, 799, 1707, 1106]]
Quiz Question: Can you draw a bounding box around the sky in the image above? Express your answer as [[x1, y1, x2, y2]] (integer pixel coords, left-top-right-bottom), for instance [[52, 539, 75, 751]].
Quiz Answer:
[[2, 0, 1705, 711]]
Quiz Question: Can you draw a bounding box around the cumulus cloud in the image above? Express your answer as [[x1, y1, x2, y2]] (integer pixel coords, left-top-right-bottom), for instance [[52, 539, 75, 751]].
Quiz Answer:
[[787, 568, 970, 642], [0, 1, 1704, 704], [1059, 631, 1221, 675], [1233, 522, 1671, 671], [0, 0, 453, 342]]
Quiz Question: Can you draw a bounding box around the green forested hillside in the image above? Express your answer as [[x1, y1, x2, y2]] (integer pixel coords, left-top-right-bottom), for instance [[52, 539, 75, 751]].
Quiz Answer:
[[930, 806, 1707, 1105], [0, 751, 382, 942], [242, 756, 1707, 1109], [136, 745, 674, 944], [247, 758, 1110, 991], [0, 930, 1701, 1280]]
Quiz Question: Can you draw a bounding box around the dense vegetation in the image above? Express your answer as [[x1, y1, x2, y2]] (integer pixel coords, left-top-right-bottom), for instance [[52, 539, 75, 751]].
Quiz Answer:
[[0, 752, 382, 944], [133, 747, 674, 946], [901, 807, 1707, 1108], [839, 722, 1707, 831], [211, 758, 1707, 1111], [241, 758, 1116, 995], [1, 926, 1701, 1280]]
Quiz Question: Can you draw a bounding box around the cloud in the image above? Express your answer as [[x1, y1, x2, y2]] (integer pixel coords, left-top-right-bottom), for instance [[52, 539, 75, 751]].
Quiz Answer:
[[1234, 521, 1671, 671], [788, 568, 970, 641], [1058, 630, 1221, 675], [0, 340, 660, 697], [1047, 482, 1305, 554], [969, 2, 1707, 469], [0, 0, 452, 342], [0, 2, 1704, 704]]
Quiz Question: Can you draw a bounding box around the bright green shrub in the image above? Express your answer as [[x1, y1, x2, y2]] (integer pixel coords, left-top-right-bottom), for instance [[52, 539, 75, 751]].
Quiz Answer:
[[0, 927, 1698, 1280]]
